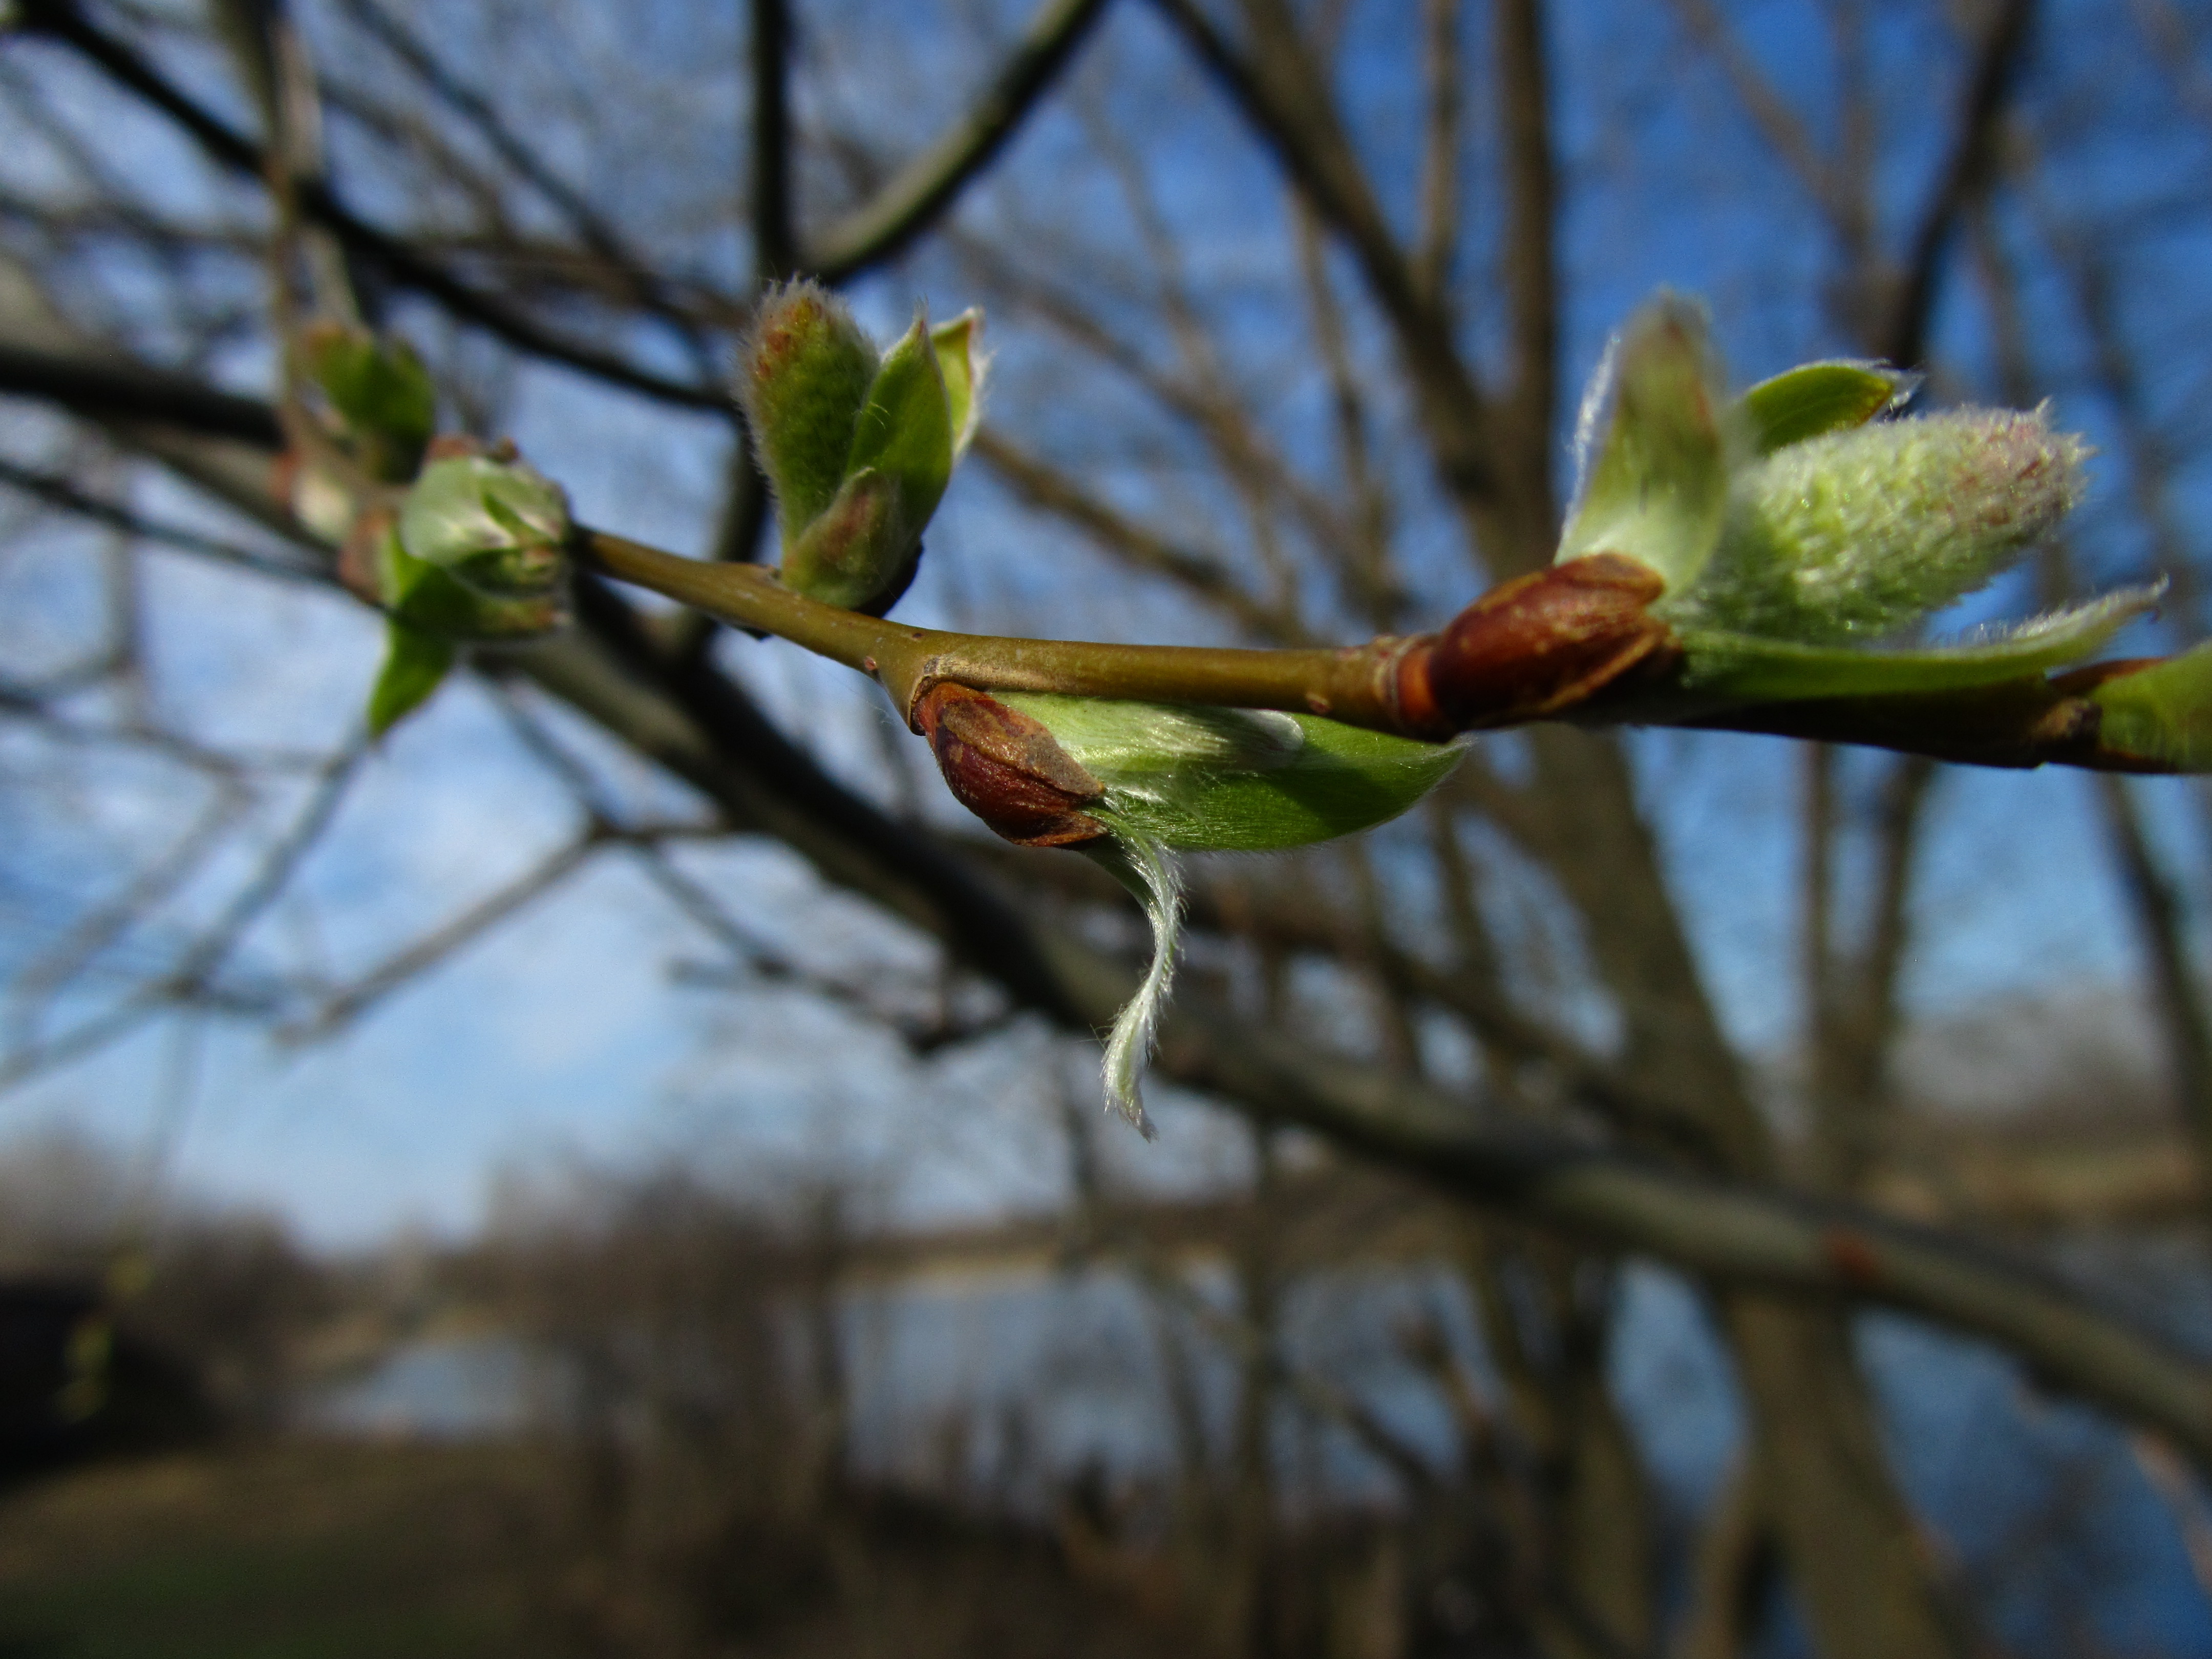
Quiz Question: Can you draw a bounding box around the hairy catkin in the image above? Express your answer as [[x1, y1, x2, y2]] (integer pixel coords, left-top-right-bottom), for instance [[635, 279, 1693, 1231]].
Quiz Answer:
[[1671, 410, 2088, 642]]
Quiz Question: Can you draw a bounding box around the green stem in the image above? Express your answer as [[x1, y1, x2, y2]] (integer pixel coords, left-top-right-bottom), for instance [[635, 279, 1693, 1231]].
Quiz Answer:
[[581, 527, 1411, 731]]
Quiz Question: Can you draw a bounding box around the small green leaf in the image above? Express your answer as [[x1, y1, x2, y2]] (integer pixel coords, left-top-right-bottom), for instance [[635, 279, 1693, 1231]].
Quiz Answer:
[[2087, 643, 2212, 770], [998, 695, 1464, 852], [1675, 587, 2158, 702], [846, 316, 954, 517], [367, 620, 454, 736], [298, 325, 436, 481], [1734, 360, 1916, 455], [1559, 294, 1732, 593], [930, 309, 986, 458]]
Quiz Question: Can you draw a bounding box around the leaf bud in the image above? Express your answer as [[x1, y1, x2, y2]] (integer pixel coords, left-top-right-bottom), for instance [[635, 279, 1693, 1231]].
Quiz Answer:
[[1400, 554, 1677, 732], [397, 447, 572, 601], [737, 280, 880, 542], [781, 316, 953, 613], [913, 682, 1110, 847], [368, 518, 570, 641]]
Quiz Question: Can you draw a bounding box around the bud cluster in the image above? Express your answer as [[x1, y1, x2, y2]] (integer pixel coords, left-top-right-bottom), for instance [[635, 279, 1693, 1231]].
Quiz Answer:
[[1523, 292, 2124, 712], [736, 282, 983, 615]]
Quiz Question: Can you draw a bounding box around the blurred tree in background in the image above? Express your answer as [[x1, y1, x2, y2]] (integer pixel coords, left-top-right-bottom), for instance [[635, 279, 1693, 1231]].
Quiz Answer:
[[6, 1, 2212, 1655]]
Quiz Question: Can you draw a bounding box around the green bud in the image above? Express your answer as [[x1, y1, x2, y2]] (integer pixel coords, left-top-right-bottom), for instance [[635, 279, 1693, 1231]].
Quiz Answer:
[[297, 322, 436, 483], [1559, 293, 1732, 593], [781, 317, 953, 613], [375, 523, 570, 641], [736, 280, 880, 544], [398, 452, 572, 601], [994, 694, 1464, 852], [1734, 359, 1917, 455], [1671, 409, 2089, 644]]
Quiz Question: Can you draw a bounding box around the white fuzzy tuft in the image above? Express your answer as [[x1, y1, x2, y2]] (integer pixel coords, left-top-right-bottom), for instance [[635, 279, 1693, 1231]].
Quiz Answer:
[[1083, 831, 1185, 1139]]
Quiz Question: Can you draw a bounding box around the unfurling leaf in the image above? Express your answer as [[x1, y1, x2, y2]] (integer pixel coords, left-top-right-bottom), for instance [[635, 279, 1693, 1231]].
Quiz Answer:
[[1559, 293, 1732, 593], [1675, 587, 2161, 702], [1734, 360, 1917, 455], [911, 683, 1463, 1130], [931, 310, 987, 458], [296, 323, 436, 483], [994, 694, 1465, 851], [737, 287, 982, 616], [366, 620, 454, 737], [783, 318, 952, 614]]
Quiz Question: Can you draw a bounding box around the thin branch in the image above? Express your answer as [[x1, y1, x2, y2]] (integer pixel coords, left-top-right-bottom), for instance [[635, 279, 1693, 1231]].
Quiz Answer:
[[330, 0, 715, 367], [0, 455, 325, 585], [751, 0, 796, 279], [1882, 0, 2037, 365], [0, 343, 286, 445], [0, 736, 366, 1095], [13, 0, 730, 412], [1663, 0, 1849, 227], [1145, 0, 1502, 518], [1415, 0, 1461, 306], [283, 830, 600, 1039], [808, 0, 1114, 281]]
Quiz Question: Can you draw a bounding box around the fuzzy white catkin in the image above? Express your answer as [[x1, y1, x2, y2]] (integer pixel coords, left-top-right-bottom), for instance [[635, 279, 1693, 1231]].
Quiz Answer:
[[1672, 410, 2088, 643]]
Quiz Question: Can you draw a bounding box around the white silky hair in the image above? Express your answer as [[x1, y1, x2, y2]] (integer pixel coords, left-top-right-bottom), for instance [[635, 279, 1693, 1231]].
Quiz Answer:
[[1567, 324, 1625, 522], [1083, 830, 1185, 1139]]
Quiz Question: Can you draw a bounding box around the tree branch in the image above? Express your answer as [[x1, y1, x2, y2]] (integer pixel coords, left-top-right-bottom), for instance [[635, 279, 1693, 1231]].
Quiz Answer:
[[12, 0, 729, 411], [809, 0, 1113, 280]]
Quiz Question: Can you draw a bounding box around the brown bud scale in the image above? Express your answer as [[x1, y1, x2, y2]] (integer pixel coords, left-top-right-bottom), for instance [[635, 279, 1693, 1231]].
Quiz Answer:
[[1397, 554, 1678, 735], [913, 683, 1110, 847]]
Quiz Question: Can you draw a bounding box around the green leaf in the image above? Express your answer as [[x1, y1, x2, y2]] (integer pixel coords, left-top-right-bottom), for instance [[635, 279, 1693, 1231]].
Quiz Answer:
[[1559, 294, 1732, 593], [846, 316, 954, 522], [1734, 360, 1916, 455], [931, 309, 986, 458], [1674, 587, 2158, 702], [366, 620, 454, 737], [299, 326, 436, 481], [2087, 643, 2212, 770], [999, 695, 1464, 852]]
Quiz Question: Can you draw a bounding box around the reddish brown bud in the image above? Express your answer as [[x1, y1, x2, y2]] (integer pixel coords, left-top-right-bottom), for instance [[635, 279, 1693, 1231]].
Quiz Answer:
[[1397, 554, 1678, 734], [913, 683, 1110, 847]]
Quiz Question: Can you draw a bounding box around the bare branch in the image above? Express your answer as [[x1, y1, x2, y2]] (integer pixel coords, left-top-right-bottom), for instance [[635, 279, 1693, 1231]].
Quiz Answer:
[[1883, 0, 2038, 364], [808, 0, 1114, 281], [12, 0, 731, 411]]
